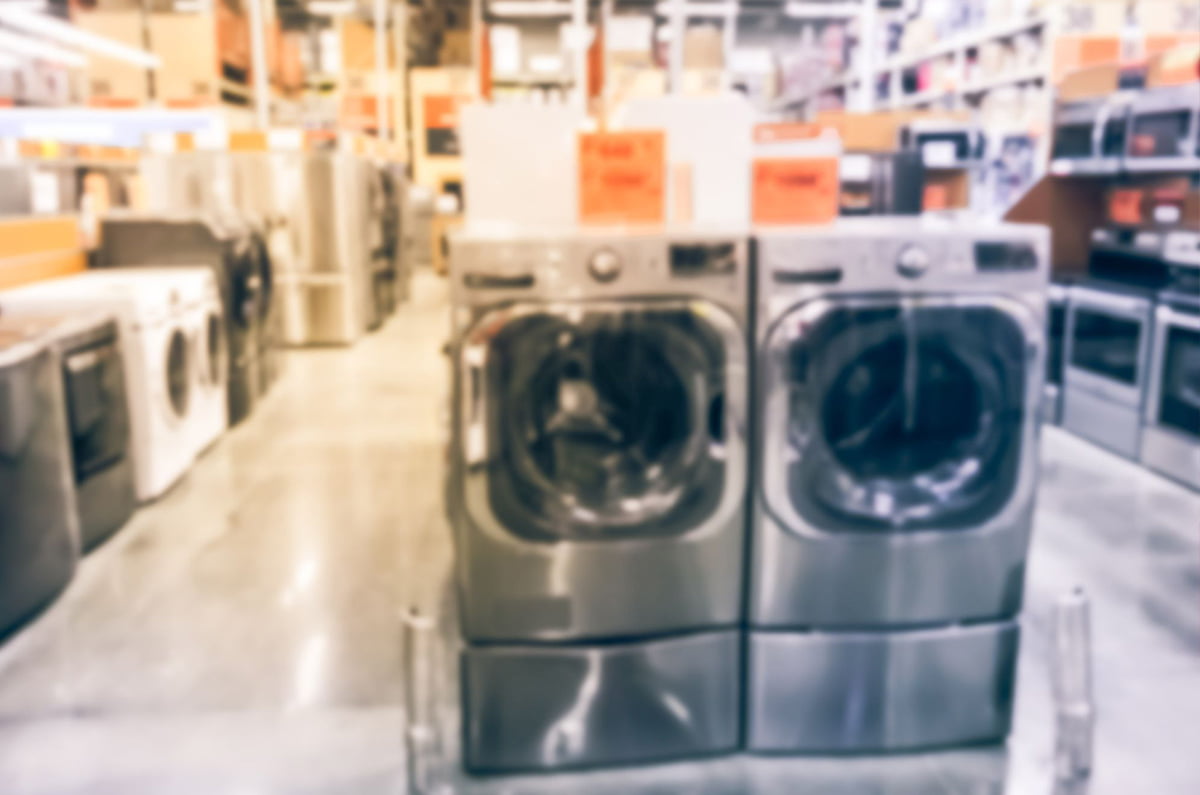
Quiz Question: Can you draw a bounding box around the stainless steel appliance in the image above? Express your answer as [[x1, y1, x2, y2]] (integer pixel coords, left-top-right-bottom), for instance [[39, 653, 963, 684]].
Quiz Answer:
[[1125, 84, 1200, 174], [1046, 282, 1069, 425], [1050, 94, 1132, 176], [278, 152, 374, 346], [96, 212, 270, 426], [0, 318, 80, 635], [840, 151, 924, 217], [1141, 230, 1200, 489], [41, 313, 135, 550], [749, 219, 1049, 753], [1063, 228, 1170, 460], [448, 227, 750, 772]]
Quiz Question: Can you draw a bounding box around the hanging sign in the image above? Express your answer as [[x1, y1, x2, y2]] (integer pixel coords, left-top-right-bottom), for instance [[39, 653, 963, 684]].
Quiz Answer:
[[579, 130, 665, 225]]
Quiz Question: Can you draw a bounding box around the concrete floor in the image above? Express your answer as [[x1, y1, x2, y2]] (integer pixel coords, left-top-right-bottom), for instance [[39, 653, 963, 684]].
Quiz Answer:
[[0, 270, 1197, 794]]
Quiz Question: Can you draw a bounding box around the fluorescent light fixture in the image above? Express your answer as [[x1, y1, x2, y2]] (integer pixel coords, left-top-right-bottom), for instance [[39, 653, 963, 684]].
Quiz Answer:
[[307, 0, 358, 15], [655, 1, 739, 18], [0, 28, 87, 67], [173, 0, 212, 11], [0, 7, 160, 68], [784, 1, 861, 18], [489, 1, 574, 18]]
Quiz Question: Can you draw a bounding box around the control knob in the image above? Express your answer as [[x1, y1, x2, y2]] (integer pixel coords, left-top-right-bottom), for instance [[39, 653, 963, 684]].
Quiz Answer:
[[896, 245, 931, 279], [588, 248, 622, 283]]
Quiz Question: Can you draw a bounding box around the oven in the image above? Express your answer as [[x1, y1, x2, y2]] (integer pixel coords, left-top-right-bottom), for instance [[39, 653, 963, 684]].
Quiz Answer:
[[1050, 95, 1130, 176], [1125, 85, 1200, 174], [1142, 299, 1200, 489], [1063, 283, 1156, 458]]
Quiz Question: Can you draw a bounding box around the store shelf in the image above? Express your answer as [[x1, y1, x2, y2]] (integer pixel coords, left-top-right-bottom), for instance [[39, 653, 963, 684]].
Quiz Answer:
[[891, 66, 1048, 108], [883, 15, 1048, 73]]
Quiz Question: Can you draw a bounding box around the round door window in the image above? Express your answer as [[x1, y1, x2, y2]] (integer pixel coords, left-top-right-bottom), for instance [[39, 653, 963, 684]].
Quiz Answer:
[[165, 329, 191, 418], [481, 307, 728, 542], [775, 303, 1028, 532]]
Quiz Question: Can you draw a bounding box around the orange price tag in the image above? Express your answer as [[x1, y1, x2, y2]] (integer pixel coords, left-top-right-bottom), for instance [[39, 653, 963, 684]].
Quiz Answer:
[[1109, 188, 1143, 226], [752, 158, 839, 225], [579, 130, 665, 225]]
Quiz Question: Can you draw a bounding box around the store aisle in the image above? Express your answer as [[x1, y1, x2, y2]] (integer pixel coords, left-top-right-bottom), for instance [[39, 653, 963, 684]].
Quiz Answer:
[[0, 271, 454, 794], [0, 269, 1197, 795]]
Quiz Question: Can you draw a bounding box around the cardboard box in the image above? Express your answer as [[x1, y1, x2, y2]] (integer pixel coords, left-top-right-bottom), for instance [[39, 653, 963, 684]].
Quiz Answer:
[[441, 29, 473, 67], [1137, 1, 1200, 35], [151, 13, 220, 106], [1041, 0, 1128, 35], [1145, 43, 1200, 87], [1055, 62, 1120, 99], [1006, 175, 1108, 275], [75, 11, 149, 105], [816, 109, 970, 153]]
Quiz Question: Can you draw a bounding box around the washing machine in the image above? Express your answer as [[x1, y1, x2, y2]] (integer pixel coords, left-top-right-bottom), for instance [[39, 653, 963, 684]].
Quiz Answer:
[[0, 318, 80, 635], [96, 211, 269, 426], [0, 268, 226, 500], [0, 311, 136, 551], [447, 227, 749, 773], [748, 218, 1049, 753]]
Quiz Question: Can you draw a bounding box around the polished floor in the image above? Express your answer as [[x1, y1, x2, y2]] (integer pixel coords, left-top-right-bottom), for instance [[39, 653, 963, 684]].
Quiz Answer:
[[0, 270, 1197, 794]]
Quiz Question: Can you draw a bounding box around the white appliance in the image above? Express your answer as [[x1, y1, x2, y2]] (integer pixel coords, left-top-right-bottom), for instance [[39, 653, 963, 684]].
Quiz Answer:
[[0, 268, 227, 500]]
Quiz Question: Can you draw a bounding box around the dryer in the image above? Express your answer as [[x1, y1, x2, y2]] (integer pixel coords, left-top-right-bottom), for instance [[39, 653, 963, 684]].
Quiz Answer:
[[0, 268, 226, 501], [96, 212, 270, 426], [749, 219, 1049, 753], [0, 318, 80, 635], [448, 227, 750, 773], [0, 311, 136, 550]]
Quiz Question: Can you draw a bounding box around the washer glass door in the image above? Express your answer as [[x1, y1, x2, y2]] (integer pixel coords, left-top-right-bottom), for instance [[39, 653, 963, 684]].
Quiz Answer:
[[463, 301, 736, 542], [765, 298, 1030, 532], [165, 328, 191, 419]]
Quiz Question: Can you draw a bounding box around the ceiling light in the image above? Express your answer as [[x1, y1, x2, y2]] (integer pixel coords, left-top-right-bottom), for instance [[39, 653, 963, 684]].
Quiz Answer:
[[0, 7, 160, 68], [0, 28, 87, 67], [489, 1, 574, 18], [307, 0, 358, 15], [655, 2, 739, 18], [784, 2, 861, 18]]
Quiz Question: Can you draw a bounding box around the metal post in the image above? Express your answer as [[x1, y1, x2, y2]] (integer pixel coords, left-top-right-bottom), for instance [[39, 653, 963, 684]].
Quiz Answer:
[[668, 0, 685, 95], [246, 0, 271, 128], [374, 0, 390, 140], [402, 607, 440, 794], [470, 0, 483, 100], [138, 0, 156, 102], [722, 4, 738, 92], [853, 0, 878, 112], [572, 0, 589, 110], [1053, 588, 1095, 786]]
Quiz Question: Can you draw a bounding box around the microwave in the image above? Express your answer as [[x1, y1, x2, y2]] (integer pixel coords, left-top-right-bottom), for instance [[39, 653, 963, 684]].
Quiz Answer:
[[1050, 94, 1132, 176], [1125, 85, 1200, 174]]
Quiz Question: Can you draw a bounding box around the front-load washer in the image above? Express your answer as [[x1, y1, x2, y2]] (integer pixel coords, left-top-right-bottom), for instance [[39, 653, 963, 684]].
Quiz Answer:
[[448, 227, 750, 772], [96, 212, 268, 426], [0, 318, 80, 635], [79, 268, 228, 461], [0, 268, 225, 501], [0, 311, 136, 550], [749, 218, 1049, 753]]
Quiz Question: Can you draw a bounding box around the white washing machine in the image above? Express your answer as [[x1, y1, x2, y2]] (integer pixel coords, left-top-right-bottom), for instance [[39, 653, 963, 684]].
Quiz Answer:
[[0, 268, 226, 500], [78, 269, 228, 461]]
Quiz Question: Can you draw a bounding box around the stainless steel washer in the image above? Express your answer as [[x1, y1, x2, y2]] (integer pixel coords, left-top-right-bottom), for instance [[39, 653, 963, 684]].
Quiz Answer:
[[447, 227, 750, 772], [749, 218, 1048, 753]]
